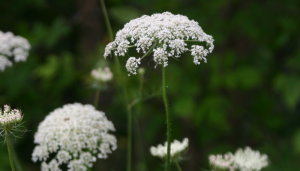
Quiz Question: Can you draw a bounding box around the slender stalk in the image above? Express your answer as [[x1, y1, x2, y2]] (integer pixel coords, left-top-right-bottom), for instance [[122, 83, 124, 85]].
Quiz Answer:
[[6, 131, 15, 171], [99, 0, 113, 41], [94, 88, 100, 109], [162, 66, 171, 171], [99, 1, 132, 170], [175, 161, 182, 171]]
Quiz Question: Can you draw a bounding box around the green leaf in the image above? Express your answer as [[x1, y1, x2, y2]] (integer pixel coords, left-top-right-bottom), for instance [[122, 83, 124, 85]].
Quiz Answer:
[[274, 74, 300, 111], [293, 129, 300, 154], [109, 6, 141, 24]]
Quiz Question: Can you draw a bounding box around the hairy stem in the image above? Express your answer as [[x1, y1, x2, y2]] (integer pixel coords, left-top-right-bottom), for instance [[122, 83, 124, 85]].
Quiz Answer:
[[6, 131, 15, 171], [162, 66, 171, 171], [94, 88, 100, 109], [99, 1, 132, 170], [175, 161, 182, 171]]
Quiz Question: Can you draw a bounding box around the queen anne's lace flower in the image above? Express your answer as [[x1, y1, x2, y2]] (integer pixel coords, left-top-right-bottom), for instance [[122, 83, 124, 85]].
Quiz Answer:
[[0, 105, 23, 133], [104, 12, 214, 75], [229, 147, 268, 171], [91, 67, 113, 82], [0, 31, 30, 71], [150, 138, 189, 161], [32, 103, 117, 171], [209, 154, 235, 171]]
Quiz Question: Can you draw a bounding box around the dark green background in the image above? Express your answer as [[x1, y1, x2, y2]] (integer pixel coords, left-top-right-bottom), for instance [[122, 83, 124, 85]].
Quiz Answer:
[[0, 0, 300, 170]]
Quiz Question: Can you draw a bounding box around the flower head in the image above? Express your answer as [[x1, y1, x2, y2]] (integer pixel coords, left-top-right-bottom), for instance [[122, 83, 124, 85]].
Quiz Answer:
[[230, 147, 268, 171], [104, 12, 214, 75], [32, 103, 117, 171], [0, 31, 30, 71], [91, 67, 113, 82], [0, 105, 23, 135], [150, 138, 188, 161], [209, 154, 235, 171]]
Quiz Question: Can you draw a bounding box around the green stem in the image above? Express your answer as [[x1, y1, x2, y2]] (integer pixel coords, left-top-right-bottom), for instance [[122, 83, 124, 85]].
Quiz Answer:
[[141, 43, 156, 60], [99, 1, 132, 170], [94, 88, 100, 109], [162, 66, 171, 171], [175, 161, 182, 171], [99, 0, 113, 41], [6, 131, 15, 171]]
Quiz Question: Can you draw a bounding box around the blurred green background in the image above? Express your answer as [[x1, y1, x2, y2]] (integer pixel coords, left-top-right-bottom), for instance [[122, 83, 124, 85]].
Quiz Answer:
[[0, 0, 300, 170]]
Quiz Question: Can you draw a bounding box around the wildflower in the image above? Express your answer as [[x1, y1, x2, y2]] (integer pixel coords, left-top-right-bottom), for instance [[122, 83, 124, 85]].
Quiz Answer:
[[209, 154, 235, 171], [91, 67, 113, 82], [229, 147, 268, 171], [150, 138, 188, 161], [0, 105, 23, 135], [104, 12, 214, 75], [0, 31, 30, 71], [32, 103, 117, 171]]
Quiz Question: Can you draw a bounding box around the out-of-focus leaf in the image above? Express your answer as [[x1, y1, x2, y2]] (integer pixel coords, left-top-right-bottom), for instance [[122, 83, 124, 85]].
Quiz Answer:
[[109, 6, 141, 24], [195, 96, 230, 132], [293, 129, 300, 154], [236, 67, 262, 89], [274, 74, 300, 111], [33, 55, 59, 80], [173, 96, 195, 117]]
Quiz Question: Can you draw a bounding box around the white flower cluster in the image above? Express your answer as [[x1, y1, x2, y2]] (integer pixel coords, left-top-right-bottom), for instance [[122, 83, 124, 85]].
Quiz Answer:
[[32, 103, 117, 171], [209, 154, 234, 171], [0, 31, 30, 71], [229, 147, 268, 171], [91, 67, 113, 82], [0, 105, 22, 128], [210, 147, 268, 171], [125, 57, 141, 76], [150, 138, 188, 161], [104, 12, 214, 75]]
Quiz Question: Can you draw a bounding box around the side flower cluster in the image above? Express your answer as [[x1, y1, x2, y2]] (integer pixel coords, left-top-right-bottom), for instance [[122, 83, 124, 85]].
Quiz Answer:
[[0, 31, 30, 71], [150, 138, 189, 161], [91, 67, 113, 82], [32, 103, 117, 171], [0, 105, 22, 128], [103, 12, 214, 75], [209, 154, 234, 171], [209, 147, 268, 171]]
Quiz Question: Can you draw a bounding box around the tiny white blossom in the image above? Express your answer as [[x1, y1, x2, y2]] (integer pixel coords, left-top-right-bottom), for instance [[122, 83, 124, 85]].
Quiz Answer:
[[191, 45, 209, 65], [32, 103, 117, 171], [230, 147, 268, 171], [153, 48, 168, 68], [91, 67, 113, 82], [104, 12, 214, 75], [209, 154, 235, 171], [150, 138, 189, 161], [48, 159, 61, 171], [126, 57, 141, 76], [0, 31, 30, 71]]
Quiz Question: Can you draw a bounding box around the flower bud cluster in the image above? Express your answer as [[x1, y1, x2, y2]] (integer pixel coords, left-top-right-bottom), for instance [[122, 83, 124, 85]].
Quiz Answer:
[[0, 105, 22, 128], [150, 138, 189, 161], [91, 67, 113, 82], [32, 103, 117, 171], [0, 31, 30, 71], [209, 154, 234, 171], [104, 12, 214, 75]]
